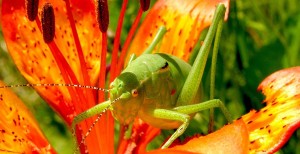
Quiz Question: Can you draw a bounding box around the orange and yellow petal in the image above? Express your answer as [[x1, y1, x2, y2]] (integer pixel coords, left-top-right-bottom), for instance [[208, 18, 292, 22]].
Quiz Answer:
[[2, 1, 106, 153], [1, 0, 102, 124], [127, 0, 230, 62], [0, 81, 55, 153], [242, 67, 300, 153], [148, 119, 249, 154]]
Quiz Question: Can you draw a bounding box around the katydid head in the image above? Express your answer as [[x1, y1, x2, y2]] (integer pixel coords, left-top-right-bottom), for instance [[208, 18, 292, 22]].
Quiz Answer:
[[109, 72, 143, 125]]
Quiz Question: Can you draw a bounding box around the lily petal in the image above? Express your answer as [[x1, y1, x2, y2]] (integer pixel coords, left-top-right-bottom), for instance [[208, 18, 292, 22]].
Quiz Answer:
[[242, 67, 300, 153], [1, 0, 102, 124], [127, 0, 230, 62], [0, 81, 55, 153], [148, 119, 249, 154], [2, 0, 106, 153]]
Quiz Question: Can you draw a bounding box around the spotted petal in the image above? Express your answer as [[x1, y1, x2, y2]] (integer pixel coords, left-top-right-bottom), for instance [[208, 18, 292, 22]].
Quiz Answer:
[[242, 67, 300, 153], [0, 81, 55, 153], [147, 119, 249, 154], [1, 0, 102, 124], [2, 0, 105, 153], [127, 0, 230, 62]]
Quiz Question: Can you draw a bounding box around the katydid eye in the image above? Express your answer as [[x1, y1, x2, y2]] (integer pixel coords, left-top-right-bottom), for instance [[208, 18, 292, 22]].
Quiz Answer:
[[131, 89, 138, 97]]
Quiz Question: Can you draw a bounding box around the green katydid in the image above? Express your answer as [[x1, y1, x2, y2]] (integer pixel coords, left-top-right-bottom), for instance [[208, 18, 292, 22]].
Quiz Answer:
[[0, 3, 232, 153], [71, 3, 232, 151]]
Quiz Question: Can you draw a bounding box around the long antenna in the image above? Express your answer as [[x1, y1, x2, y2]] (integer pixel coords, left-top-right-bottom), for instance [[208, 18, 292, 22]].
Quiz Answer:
[[0, 83, 109, 92], [74, 97, 121, 154]]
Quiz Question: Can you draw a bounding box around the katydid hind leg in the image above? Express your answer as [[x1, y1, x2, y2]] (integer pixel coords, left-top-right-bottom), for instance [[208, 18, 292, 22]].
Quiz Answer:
[[177, 4, 226, 106], [208, 6, 226, 132], [151, 108, 190, 149], [173, 99, 233, 123]]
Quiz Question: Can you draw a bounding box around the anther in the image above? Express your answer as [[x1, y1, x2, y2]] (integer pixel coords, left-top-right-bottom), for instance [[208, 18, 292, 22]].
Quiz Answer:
[[139, 0, 150, 11], [95, 0, 109, 32], [41, 3, 55, 43], [25, 0, 39, 21]]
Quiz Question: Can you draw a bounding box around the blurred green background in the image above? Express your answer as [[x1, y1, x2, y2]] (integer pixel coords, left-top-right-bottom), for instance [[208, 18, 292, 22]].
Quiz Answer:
[[0, 0, 299, 153]]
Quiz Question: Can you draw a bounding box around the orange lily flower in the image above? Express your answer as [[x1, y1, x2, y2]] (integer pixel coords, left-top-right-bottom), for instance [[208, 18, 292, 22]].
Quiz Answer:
[[1, 0, 299, 154]]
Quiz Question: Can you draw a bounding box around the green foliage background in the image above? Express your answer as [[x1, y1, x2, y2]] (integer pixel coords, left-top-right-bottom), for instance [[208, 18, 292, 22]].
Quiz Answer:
[[0, 0, 299, 153]]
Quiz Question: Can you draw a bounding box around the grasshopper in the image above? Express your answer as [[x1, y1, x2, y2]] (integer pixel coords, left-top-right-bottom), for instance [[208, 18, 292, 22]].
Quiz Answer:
[[71, 3, 232, 151]]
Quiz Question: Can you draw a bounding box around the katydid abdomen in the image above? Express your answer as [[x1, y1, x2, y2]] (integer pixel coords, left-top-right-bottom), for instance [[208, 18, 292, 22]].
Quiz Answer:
[[110, 53, 201, 129]]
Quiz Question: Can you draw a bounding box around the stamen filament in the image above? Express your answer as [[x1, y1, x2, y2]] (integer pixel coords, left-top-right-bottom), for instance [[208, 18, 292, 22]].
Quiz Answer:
[[36, 12, 86, 118], [98, 33, 107, 102], [117, 8, 143, 74], [63, 2, 96, 138], [110, 0, 129, 82], [64, 0, 92, 89], [98, 32, 115, 154]]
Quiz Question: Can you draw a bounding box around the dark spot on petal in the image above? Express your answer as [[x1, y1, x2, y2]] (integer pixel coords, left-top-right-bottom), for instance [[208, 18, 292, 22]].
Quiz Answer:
[[178, 29, 182, 36]]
